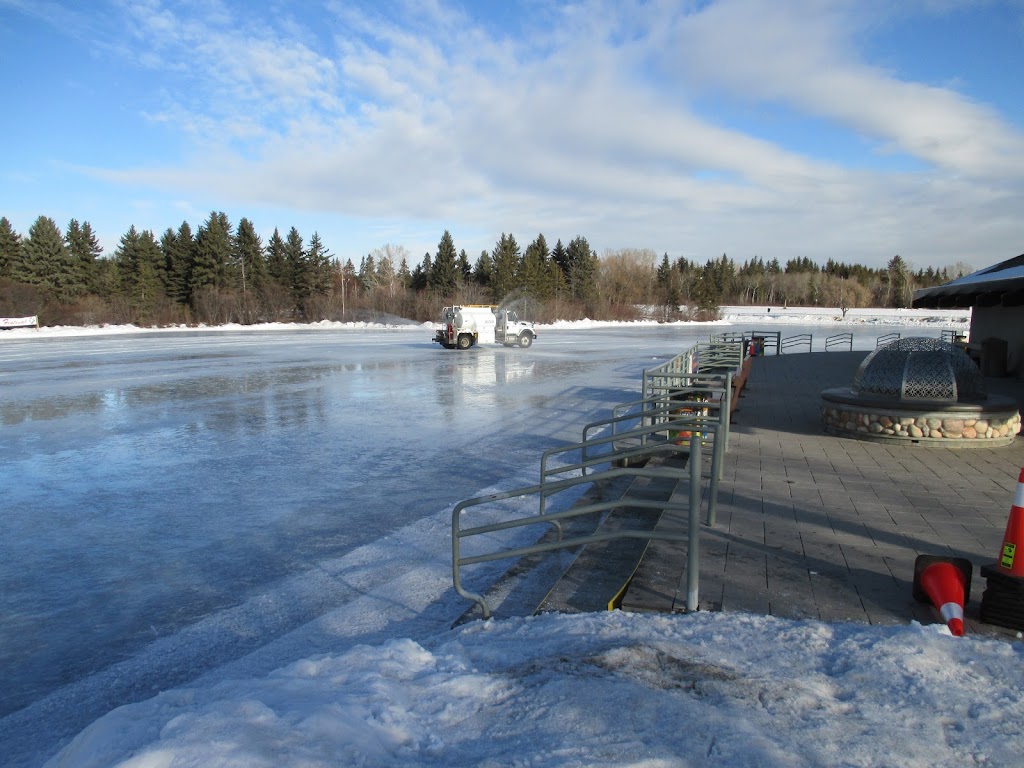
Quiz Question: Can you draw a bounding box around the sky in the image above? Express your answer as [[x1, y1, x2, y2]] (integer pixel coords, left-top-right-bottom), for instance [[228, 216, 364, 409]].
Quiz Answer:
[[1, 1, 1023, 273]]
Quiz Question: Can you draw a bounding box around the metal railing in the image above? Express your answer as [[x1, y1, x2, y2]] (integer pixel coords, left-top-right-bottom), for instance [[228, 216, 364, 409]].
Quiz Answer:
[[641, 346, 735, 458], [747, 330, 781, 355], [876, 332, 900, 347], [451, 340, 740, 621], [825, 332, 853, 352], [574, 395, 726, 524], [781, 334, 813, 353], [452, 432, 706, 620]]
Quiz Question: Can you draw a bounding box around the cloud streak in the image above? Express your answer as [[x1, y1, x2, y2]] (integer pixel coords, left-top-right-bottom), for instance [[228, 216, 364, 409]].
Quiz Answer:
[[19, 0, 1024, 267]]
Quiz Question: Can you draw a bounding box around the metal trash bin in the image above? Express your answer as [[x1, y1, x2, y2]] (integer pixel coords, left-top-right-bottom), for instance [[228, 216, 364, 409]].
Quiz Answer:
[[981, 337, 1008, 377]]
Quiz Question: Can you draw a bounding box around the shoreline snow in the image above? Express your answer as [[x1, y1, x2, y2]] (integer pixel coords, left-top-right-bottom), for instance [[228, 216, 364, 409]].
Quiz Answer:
[[0, 306, 970, 339]]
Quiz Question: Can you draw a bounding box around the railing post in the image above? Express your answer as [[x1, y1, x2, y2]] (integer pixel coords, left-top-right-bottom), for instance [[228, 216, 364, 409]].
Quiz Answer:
[[687, 432, 701, 612], [708, 419, 724, 527], [452, 503, 491, 619]]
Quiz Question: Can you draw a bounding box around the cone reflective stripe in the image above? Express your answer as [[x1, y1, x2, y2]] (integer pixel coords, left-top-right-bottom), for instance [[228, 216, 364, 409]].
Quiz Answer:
[[913, 556, 971, 637], [995, 467, 1024, 577], [937, 601, 965, 637]]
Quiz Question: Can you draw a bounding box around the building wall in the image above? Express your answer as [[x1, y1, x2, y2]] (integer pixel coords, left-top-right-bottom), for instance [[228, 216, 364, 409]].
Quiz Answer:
[[971, 305, 1024, 377]]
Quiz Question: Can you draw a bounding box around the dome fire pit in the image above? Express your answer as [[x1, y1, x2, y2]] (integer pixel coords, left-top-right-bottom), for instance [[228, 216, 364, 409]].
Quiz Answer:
[[821, 338, 1020, 447]]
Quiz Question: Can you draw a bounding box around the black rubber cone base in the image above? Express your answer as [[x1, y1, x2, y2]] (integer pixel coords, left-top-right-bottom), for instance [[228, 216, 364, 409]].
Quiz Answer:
[[980, 564, 1024, 631]]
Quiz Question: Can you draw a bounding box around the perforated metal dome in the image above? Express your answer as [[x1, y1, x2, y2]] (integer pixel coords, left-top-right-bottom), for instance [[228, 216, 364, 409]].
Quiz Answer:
[[851, 337, 986, 402]]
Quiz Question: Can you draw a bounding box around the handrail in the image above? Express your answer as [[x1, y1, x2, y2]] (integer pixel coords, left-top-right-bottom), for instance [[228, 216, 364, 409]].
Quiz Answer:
[[746, 330, 781, 355], [580, 396, 722, 454], [710, 330, 781, 355], [780, 333, 813, 353], [877, 332, 900, 348], [539, 408, 723, 523], [641, 364, 733, 463], [453, 434, 704, 619], [632, 372, 731, 457], [825, 332, 853, 352], [451, 338, 741, 621]]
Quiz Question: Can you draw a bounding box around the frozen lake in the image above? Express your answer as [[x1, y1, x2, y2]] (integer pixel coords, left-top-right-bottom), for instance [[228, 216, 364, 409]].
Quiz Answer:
[[0, 318, 964, 764]]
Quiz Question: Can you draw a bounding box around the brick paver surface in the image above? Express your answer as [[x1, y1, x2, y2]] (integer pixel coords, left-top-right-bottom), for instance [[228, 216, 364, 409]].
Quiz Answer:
[[624, 350, 1024, 637]]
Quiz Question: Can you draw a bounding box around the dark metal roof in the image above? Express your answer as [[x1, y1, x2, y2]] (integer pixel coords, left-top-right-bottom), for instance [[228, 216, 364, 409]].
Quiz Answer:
[[912, 253, 1024, 309]]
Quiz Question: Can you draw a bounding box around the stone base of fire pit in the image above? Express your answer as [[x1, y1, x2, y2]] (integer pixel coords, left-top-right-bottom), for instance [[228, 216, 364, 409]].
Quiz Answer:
[[820, 388, 1021, 447]]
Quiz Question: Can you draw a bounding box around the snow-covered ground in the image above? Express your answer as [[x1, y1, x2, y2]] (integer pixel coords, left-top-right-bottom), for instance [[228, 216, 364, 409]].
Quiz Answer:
[[0, 304, 972, 338], [6, 306, 1023, 768]]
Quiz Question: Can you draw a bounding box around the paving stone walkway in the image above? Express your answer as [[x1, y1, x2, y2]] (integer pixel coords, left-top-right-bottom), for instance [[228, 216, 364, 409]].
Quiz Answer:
[[620, 351, 1024, 638]]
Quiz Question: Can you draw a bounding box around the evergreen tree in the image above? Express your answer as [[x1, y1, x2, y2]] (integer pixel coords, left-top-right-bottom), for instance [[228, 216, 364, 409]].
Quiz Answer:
[[784, 256, 818, 274], [657, 253, 672, 285], [657, 253, 682, 317], [397, 257, 411, 289], [458, 249, 472, 282], [233, 218, 267, 316], [22, 216, 74, 299], [0, 217, 23, 279], [695, 258, 723, 311], [65, 219, 102, 296], [411, 253, 431, 292], [886, 255, 909, 308], [429, 230, 459, 296], [265, 228, 288, 286], [161, 221, 195, 305], [192, 211, 233, 297], [551, 239, 569, 282], [522, 233, 551, 299], [283, 227, 307, 312], [115, 226, 164, 319], [565, 235, 597, 304], [490, 233, 521, 301], [306, 232, 334, 296], [472, 249, 492, 288], [359, 254, 377, 289]]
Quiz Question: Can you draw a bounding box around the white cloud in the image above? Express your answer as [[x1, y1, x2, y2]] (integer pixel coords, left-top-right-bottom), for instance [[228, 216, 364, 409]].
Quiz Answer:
[[58, 0, 1024, 266], [665, 0, 1024, 178]]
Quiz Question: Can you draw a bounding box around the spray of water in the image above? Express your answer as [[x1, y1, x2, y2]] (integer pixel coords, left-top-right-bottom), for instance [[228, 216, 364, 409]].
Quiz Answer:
[[494, 290, 540, 320]]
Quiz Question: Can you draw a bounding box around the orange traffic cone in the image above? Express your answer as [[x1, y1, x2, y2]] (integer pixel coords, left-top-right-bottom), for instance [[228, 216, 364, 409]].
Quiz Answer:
[[913, 555, 972, 636], [979, 467, 1024, 630], [994, 467, 1024, 577]]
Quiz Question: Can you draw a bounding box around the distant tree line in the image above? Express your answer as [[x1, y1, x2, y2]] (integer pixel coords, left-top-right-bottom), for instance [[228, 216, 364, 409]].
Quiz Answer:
[[0, 213, 965, 327]]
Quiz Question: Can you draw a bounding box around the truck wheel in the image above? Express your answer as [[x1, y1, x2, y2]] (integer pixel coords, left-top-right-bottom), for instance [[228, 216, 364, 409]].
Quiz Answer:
[[457, 334, 473, 350], [517, 333, 533, 348]]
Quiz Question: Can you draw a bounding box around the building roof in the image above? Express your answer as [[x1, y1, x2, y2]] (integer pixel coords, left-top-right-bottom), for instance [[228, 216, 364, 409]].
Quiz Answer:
[[912, 253, 1024, 309]]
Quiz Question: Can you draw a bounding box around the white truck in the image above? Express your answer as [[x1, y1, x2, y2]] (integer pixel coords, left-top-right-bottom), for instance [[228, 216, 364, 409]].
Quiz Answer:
[[433, 305, 537, 350]]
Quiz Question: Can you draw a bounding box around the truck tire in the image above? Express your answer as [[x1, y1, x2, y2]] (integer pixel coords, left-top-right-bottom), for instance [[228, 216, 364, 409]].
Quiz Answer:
[[517, 333, 533, 348], [457, 334, 473, 350]]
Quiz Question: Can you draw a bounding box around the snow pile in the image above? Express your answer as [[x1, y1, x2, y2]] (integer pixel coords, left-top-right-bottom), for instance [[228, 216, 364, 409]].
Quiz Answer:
[[53, 610, 1023, 767]]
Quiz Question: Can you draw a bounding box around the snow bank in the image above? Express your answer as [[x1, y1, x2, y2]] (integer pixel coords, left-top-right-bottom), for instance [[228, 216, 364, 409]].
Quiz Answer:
[[0, 306, 969, 339], [53, 610, 1024, 767]]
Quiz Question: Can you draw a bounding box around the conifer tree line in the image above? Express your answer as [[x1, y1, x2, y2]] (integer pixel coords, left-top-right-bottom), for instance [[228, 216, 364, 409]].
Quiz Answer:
[[0, 212, 960, 326]]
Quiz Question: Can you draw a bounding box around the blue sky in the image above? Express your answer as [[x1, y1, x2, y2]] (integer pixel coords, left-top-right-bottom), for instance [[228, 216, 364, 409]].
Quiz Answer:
[[1, 0, 1022, 271]]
